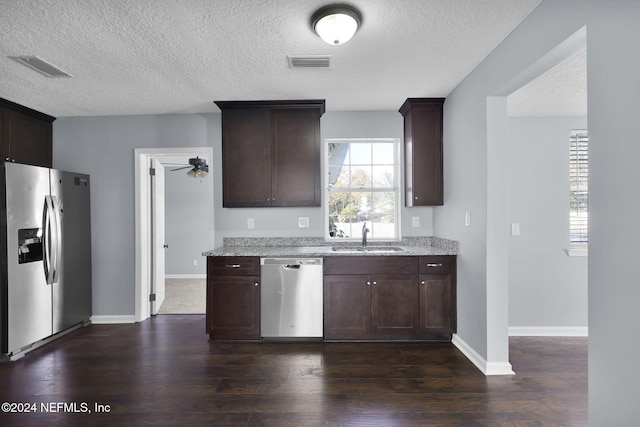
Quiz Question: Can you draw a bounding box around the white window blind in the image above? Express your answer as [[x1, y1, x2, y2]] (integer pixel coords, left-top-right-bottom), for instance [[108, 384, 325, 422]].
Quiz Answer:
[[569, 130, 588, 248]]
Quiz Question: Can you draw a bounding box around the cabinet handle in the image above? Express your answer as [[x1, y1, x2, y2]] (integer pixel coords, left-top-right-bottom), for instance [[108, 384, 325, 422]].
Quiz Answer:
[[266, 198, 270, 202], [372, 281, 377, 285], [425, 263, 443, 268], [421, 280, 426, 285], [366, 281, 371, 286], [254, 282, 259, 287], [414, 196, 418, 200], [225, 264, 241, 268]]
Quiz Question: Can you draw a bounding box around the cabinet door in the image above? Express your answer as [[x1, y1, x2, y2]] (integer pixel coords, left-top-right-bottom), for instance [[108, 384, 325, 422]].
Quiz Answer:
[[324, 274, 371, 339], [419, 274, 452, 336], [371, 275, 419, 337], [401, 99, 444, 206], [1, 106, 53, 168], [271, 108, 321, 206], [222, 108, 271, 207], [207, 275, 260, 340]]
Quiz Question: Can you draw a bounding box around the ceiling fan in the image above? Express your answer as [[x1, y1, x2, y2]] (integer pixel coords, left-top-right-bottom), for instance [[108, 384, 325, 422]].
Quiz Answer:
[[169, 157, 209, 178]]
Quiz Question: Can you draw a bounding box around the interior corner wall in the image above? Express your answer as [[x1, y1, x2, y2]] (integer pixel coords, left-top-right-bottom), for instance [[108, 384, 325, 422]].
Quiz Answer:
[[507, 117, 588, 328], [434, 0, 640, 423]]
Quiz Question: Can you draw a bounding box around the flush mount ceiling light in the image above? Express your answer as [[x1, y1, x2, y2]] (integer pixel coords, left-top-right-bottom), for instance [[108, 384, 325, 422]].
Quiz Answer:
[[311, 4, 362, 45]]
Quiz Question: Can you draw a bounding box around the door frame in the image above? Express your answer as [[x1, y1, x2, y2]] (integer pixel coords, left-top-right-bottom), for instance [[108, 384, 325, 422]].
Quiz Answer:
[[134, 147, 214, 322]]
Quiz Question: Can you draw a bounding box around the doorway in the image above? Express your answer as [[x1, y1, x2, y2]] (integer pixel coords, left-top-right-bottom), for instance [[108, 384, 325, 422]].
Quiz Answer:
[[134, 147, 214, 322], [484, 26, 587, 372]]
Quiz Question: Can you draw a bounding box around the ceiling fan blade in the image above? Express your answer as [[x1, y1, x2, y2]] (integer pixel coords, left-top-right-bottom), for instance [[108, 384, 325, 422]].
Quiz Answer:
[[170, 166, 192, 171]]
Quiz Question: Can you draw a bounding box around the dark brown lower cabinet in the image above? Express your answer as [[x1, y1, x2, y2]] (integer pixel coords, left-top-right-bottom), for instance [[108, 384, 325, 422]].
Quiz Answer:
[[206, 254, 456, 342], [206, 257, 260, 340], [419, 256, 457, 339], [324, 256, 456, 341]]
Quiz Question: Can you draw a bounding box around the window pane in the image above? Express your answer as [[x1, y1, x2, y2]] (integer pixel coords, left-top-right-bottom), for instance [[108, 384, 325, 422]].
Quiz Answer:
[[327, 142, 349, 188], [370, 192, 396, 239], [349, 143, 372, 165], [372, 165, 394, 187], [372, 143, 394, 165], [350, 166, 371, 188]]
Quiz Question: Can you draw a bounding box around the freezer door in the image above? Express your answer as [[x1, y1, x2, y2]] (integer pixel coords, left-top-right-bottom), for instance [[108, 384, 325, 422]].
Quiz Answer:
[[3, 163, 52, 354], [50, 170, 92, 334]]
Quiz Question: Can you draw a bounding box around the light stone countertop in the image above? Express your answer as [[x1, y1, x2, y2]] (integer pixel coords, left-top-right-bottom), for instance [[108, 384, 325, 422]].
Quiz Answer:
[[202, 236, 458, 257]]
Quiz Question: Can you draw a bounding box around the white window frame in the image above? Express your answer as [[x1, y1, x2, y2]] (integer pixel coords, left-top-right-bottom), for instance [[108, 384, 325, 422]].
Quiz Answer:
[[324, 138, 401, 242], [568, 129, 588, 256]]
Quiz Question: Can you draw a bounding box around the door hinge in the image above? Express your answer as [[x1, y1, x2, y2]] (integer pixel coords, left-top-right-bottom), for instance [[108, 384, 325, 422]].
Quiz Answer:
[[149, 167, 155, 176], [149, 293, 156, 302]]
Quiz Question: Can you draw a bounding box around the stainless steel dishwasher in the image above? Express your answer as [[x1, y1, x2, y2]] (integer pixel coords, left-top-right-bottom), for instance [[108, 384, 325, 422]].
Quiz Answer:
[[260, 258, 323, 339]]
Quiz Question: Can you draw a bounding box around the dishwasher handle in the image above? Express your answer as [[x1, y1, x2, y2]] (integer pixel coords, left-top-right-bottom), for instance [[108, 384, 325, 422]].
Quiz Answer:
[[261, 258, 323, 266]]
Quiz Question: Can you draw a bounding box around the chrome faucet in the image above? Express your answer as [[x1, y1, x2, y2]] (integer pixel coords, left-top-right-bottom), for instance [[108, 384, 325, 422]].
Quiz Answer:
[[362, 222, 370, 246]]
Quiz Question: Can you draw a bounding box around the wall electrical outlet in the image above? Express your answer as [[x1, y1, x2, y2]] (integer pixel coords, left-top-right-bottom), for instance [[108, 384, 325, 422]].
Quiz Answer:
[[412, 216, 420, 227], [247, 218, 255, 229], [511, 223, 521, 236], [298, 217, 309, 228], [193, 259, 198, 266]]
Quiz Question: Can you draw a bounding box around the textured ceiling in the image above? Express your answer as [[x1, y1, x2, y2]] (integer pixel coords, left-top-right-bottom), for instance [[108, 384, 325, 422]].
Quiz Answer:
[[0, 0, 554, 118], [508, 48, 587, 117]]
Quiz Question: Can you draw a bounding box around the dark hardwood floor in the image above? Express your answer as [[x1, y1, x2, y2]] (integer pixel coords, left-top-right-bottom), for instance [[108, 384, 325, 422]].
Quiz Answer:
[[0, 315, 587, 426]]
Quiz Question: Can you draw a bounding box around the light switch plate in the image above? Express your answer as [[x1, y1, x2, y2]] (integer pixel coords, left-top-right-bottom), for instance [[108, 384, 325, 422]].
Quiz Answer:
[[412, 216, 420, 227], [247, 218, 255, 229], [465, 212, 472, 227], [298, 217, 309, 228]]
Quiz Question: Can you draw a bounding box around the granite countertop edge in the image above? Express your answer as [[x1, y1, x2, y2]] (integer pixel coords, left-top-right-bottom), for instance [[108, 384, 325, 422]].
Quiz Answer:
[[202, 236, 458, 257]]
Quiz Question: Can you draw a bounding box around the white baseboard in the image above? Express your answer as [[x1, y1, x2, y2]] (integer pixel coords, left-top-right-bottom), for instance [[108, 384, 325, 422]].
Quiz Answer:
[[165, 274, 206, 279], [90, 315, 137, 324], [452, 333, 515, 376], [508, 326, 588, 337]]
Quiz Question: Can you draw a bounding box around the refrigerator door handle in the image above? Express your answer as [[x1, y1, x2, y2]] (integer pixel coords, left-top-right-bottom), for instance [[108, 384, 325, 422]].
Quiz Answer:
[[42, 196, 54, 284], [50, 196, 62, 284], [42, 196, 61, 284]]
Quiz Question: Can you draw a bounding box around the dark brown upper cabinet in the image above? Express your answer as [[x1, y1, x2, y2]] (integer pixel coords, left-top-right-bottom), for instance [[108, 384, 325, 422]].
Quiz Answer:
[[399, 98, 444, 206], [215, 100, 325, 208], [0, 98, 55, 168]]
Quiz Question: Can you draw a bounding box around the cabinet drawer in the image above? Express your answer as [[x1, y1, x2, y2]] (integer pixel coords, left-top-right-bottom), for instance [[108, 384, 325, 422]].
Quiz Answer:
[[324, 256, 418, 275], [419, 256, 454, 274], [208, 256, 260, 276]]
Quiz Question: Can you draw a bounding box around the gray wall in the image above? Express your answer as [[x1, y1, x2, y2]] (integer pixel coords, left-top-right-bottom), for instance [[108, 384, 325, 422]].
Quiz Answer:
[[53, 110, 434, 316], [507, 117, 588, 328], [53, 113, 214, 316], [164, 166, 209, 276], [435, 0, 640, 423]]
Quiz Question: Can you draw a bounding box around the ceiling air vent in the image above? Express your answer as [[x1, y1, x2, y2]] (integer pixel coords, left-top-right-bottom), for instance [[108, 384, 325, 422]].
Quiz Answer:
[[288, 55, 331, 69], [9, 55, 73, 78]]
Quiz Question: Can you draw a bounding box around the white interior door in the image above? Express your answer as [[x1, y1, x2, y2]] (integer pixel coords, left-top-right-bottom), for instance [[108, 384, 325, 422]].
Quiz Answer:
[[151, 159, 166, 314]]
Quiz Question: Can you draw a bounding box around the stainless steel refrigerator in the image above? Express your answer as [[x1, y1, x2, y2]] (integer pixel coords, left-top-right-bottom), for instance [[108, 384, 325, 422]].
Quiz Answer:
[[0, 162, 91, 358]]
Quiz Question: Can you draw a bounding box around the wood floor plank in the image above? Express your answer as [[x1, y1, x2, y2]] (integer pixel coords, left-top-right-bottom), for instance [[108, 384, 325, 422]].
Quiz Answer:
[[0, 315, 587, 426]]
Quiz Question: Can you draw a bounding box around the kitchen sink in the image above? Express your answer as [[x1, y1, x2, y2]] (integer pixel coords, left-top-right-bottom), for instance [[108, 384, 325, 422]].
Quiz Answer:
[[331, 246, 403, 253]]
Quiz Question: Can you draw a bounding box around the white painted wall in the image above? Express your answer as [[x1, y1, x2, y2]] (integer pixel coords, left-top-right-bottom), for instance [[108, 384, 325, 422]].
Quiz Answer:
[[507, 117, 588, 329]]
